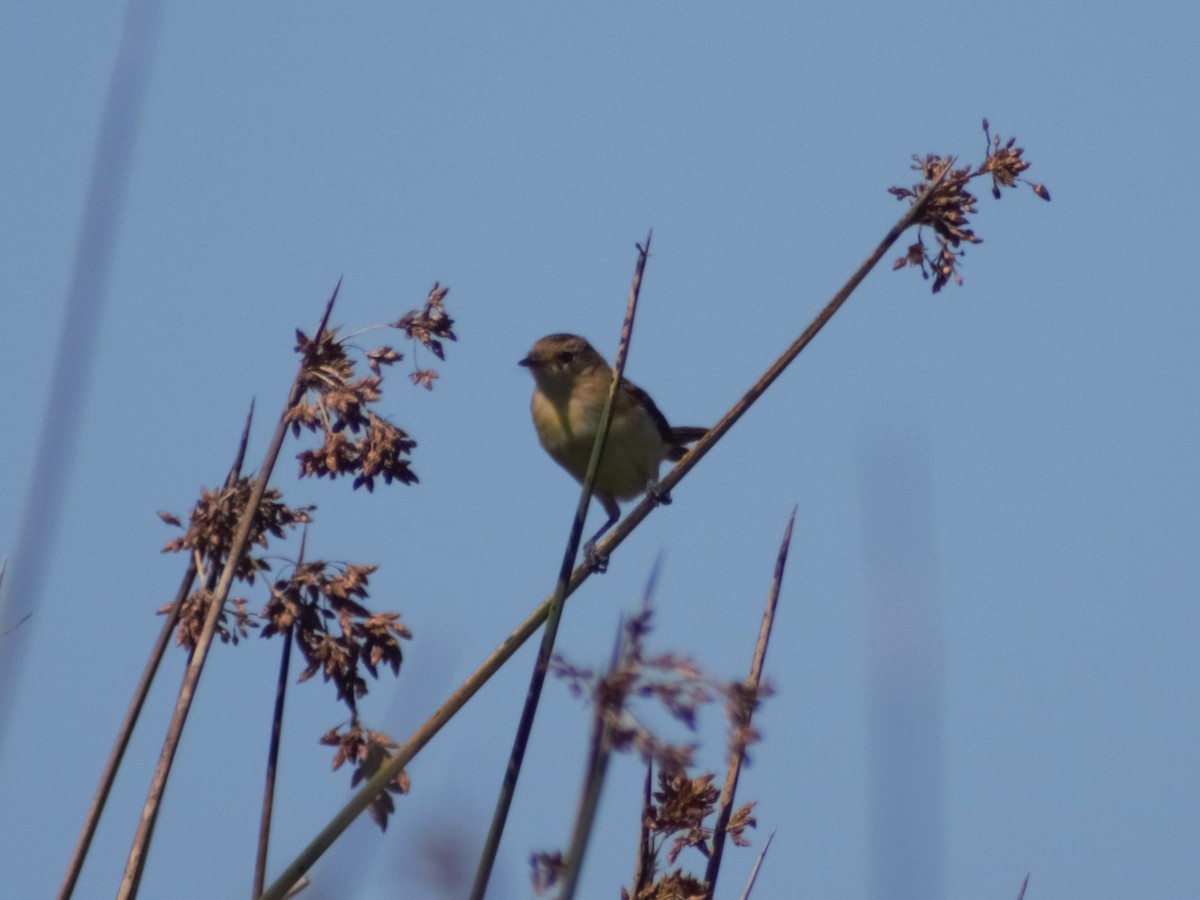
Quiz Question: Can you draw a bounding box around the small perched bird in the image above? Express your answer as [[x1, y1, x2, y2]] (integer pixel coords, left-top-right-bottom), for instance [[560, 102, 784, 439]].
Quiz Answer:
[[520, 333, 707, 556]]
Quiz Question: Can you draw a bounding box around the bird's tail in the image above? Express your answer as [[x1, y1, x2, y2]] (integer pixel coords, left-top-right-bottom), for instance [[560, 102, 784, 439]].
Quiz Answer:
[[667, 426, 708, 461]]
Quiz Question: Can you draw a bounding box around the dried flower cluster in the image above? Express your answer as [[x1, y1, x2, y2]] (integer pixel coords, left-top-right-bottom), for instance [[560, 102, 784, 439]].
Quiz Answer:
[[289, 283, 456, 490], [160, 482, 312, 586], [320, 721, 410, 831], [623, 868, 707, 900], [160, 457, 412, 832], [530, 851, 567, 895], [552, 611, 715, 773], [166, 590, 257, 648], [647, 770, 719, 864], [254, 556, 412, 830], [640, 768, 756, 868], [158, 482, 312, 647], [155, 284, 455, 838], [261, 561, 410, 708], [891, 119, 1050, 292], [723, 679, 768, 762], [394, 281, 456, 387], [980, 119, 1049, 202], [537, 609, 765, 897]]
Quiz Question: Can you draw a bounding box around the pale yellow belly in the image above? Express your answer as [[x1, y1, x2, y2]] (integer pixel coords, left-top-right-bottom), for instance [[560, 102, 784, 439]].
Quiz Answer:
[[532, 390, 666, 500]]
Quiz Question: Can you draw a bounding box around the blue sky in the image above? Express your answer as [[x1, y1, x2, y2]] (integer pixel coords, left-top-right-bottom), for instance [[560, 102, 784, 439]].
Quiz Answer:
[[3, 2, 1199, 898]]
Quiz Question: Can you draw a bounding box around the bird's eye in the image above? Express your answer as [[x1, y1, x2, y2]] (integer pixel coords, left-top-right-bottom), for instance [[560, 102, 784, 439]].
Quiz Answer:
[[557, 350, 575, 364]]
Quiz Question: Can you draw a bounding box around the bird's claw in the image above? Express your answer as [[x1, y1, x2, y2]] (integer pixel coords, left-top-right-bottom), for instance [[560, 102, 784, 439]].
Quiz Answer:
[[583, 541, 609, 574], [646, 479, 672, 507]]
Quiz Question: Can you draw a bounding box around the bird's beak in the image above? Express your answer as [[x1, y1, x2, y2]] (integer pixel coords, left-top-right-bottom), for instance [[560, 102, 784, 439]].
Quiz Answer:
[[518, 356, 537, 368]]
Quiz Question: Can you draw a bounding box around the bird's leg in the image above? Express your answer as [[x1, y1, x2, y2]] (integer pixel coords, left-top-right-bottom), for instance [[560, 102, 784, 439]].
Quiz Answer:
[[583, 495, 620, 573]]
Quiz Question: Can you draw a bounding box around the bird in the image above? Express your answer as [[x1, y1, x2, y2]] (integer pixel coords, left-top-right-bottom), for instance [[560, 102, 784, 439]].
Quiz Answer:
[[519, 333, 706, 562]]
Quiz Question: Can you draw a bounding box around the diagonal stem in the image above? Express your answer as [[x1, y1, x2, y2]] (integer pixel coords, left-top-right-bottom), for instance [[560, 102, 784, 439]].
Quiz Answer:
[[704, 508, 795, 895], [59, 402, 253, 900], [469, 232, 654, 899], [118, 286, 340, 899], [251, 527, 307, 898], [591, 160, 953, 567], [561, 564, 659, 900], [257, 170, 949, 900]]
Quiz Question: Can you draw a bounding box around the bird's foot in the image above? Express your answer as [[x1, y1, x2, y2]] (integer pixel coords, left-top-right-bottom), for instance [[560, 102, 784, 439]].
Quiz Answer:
[[583, 540, 609, 574], [646, 479, 672, 507]]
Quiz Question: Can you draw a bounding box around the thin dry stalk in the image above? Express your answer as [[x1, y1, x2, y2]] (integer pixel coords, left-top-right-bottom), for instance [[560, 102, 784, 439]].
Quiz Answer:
[[1016, 873, 1030, 900], [0, 0, 164, 755], [118, 287, 341, 900], [591, 160, 954, 569], [59, 562, 194, 898], [252, 526, 307, 898], [469, 232, 655, 899], [560, 561, 662, 898], [704, 509, 795, 896], [258, 166, 955, 900], [738, 829, 775, 900], [555, 615, 635, 900], [59, 403, 254, 900], [630, 761, 655, 894]]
